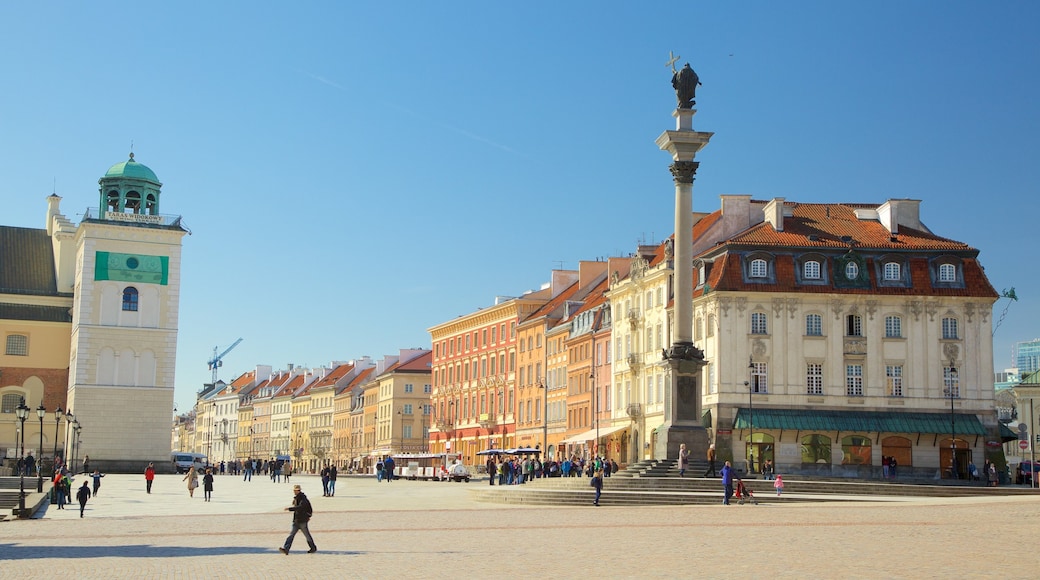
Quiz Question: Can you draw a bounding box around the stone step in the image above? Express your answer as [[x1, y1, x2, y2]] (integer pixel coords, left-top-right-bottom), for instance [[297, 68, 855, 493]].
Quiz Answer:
[[471, 488, 815, 507]]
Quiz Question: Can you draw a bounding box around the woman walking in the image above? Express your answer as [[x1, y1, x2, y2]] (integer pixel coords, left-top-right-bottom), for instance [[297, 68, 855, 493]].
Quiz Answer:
[[183, 466, 199, 498], [677, 443, 690, 478]]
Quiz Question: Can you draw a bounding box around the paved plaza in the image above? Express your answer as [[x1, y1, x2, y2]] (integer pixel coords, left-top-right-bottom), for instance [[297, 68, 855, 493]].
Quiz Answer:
[[1, 472, 1038, 579]]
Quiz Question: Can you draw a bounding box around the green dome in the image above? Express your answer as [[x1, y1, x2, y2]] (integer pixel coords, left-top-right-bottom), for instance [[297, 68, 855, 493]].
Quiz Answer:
[[104, 153, 160, 183]]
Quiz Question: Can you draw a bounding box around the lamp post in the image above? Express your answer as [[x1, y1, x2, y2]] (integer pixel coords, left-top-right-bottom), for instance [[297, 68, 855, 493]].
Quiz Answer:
[[15, 399, 29, 518], [53, 406, 64, 469], [746, 356, 754, 474], [592, 371, 599, 459], [71, 420, 80, 471], [943, 360, 958, 479], [36, 404, 45, 492], [396, 409, 403, 453], [537, 380, 548, 456], [64, 412, 74, 467], [222, 418, 229, 468]]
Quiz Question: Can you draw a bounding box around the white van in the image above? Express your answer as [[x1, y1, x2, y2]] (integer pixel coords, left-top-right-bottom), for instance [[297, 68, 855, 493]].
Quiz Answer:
[[171, 452, 207, 474]]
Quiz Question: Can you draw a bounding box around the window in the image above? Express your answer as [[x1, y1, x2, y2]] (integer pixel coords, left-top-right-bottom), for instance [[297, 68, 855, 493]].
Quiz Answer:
[[806, 314, 822, 336], [750, 312, 767, 335], [751, 362, 768, 393], [841, 435, 872, 465], [846, 364, 863, 396], [1, 394, 23, 414], [404, 384, 414, 393], [942, 317, 958, 339], [845, 262, 859, 280], [939, 263, 956, 282], [883, 262, 901, 281], [944, 365, 960, 398], [801, 434, 831, 464], [5, 334, 28, 356], [885, 316, 902, 338], [886, 365, 903, 397], [708, 363, 716, 394], [424, 384, 431, 393], [122, 286, 139, 311], [846, 314, 862, 337], [807, 363, 823, 395], [403, 404, 413, 415], [706, 314, 715, 337], [750, 259, 768, 278], [657, 287, 664, 306], [804, 260, 821, 280]]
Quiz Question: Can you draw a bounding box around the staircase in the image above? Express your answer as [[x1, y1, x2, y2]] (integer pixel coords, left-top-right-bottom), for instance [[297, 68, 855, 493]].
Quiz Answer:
[[472, 461, 1038, 507]]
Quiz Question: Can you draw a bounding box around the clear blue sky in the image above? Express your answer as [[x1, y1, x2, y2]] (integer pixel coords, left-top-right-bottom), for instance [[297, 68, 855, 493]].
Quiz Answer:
[[2, 2, 1037, 414]]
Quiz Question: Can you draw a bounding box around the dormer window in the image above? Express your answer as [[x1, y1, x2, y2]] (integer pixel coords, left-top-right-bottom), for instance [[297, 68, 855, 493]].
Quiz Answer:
[[883, 262, 901, 281], [845, 262, 859, 280], [750, 259, 768, 278], [939, 263, 956, 282], [804, 260, 821, 280]]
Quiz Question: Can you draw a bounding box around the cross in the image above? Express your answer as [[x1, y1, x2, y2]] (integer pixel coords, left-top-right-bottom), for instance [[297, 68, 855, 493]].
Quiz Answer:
[[666, 51, 680, 73]]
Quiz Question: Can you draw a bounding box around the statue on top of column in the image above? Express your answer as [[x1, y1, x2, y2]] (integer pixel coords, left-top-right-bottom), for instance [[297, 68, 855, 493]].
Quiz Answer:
[[671, 63, 702, 109]]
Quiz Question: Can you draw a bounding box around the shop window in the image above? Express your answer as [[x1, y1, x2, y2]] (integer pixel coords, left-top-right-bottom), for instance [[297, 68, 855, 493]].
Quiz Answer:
[[800, 434, 831, 464], [841, 435, 872, 465]]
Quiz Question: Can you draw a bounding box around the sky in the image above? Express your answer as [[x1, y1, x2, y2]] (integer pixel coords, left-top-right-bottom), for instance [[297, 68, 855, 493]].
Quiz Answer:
[[2, 2, 1037, 414]]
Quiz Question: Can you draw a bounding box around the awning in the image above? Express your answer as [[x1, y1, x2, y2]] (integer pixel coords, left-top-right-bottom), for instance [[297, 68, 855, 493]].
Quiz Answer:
[[559, 424, 628, 444], [999, 423, 1018, 442], [733, 408, 987, 436]]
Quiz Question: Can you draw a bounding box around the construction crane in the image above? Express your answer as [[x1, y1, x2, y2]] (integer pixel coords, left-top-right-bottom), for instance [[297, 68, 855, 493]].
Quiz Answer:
[[207, 338, 243, 383]]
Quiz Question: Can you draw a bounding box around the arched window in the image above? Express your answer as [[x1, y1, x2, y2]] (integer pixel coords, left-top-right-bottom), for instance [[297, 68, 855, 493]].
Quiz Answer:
[[884, 315, 902, 338], [750, 312, 768, 334], [881, 436, 912, 467], [938, 263, 956, 282], [883, 262, 901, 281], [124, 191, 141, 213], [841, 435, 872, 465], [800, 434, 831, 464], [805, 314, 823, 336], [122, 287, 139, 311], [804, 260, 821, 279], [106, 190, 120, 212], [942, 317, 959, 339], [750, 259, 768, 278]]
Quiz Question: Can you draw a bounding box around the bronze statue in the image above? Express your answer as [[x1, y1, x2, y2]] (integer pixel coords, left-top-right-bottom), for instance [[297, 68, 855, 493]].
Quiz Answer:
[[671, 63, 702, 109]]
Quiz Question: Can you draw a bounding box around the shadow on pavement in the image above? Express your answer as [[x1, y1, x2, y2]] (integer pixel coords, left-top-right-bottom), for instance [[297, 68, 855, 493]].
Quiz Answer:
[[0, 544, 364, 559]]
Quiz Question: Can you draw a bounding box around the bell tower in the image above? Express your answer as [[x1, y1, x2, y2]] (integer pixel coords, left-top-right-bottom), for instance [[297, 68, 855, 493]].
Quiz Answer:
[[66, 154, 188, 472]]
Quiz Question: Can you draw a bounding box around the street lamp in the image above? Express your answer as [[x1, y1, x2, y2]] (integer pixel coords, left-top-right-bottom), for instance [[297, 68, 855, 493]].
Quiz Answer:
[[222, 418, 229, 468], [71, 420, 81, 472], [15, 398, 29, 518], [64, 412, 74, 467], [53, 406, 64, 469], [396, 409, 403, 453], [746, 356, 754, 474], [592, 370, 599, 459], [36, 404, 45, 492], [943, 360, 958, 479], [537, 380, 548, 456]]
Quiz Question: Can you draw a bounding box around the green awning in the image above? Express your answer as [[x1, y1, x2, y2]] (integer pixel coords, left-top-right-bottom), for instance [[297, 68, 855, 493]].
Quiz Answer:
[[999, 423, 1018, 442], [733, 408, 986, 436]]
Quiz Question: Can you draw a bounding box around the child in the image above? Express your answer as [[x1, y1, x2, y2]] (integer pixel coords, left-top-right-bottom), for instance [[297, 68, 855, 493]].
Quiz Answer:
[[774, 474, 784, 496]]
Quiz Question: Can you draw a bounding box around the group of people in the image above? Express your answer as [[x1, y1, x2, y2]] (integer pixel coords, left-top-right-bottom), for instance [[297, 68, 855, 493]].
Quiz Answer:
[[375, 456, 396, 482], [486, 455, 619, 485], [49, 458, 94, 517], [880, 456, 900, 478]]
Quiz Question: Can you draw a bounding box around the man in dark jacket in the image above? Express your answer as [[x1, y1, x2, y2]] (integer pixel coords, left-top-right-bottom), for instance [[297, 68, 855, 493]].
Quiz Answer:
[[76, 480, 91, 517], [279, 485, 316, 554], [328, 465, 337, 497]]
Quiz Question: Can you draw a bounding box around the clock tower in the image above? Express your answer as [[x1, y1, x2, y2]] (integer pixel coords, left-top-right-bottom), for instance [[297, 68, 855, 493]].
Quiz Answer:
[[65, 154, 188, 472]]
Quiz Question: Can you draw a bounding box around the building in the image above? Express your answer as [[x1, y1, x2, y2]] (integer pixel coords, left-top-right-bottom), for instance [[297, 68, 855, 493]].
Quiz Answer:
[[3, 154, 187, 472], [1014, 339, 1040, 374]]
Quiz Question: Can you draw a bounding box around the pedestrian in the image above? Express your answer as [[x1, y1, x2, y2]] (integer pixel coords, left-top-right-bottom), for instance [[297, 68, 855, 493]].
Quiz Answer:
[[183, 465, 199, 498], [486, 456, 497, 486], [82, 455, 90, 475], [591, 469, 603, 506], [882, 455, 890, 479], [762, 459, 775, 481], [328, 464, 337, 497], [384, 456, 395, 482], [988, 462, 998, 487], [52, 472, 66, 510], [203, 468, 214, 502], [145, 462, 156, 494], [76, 480, 91, 517], [91, 469, 105, 496], [704, 444, 717, 477], [677, 443, 689, 478], [774, 474, 784, 496], [244, 457, 253, 482], [376, 460, 384, 482], [279, 484, 317, 554], [321, 465, 330, 496], [610, 459, 619, 475], [890, 457, 898, 479], [721, 460, 734, 505], [284, 462, 292, 483]]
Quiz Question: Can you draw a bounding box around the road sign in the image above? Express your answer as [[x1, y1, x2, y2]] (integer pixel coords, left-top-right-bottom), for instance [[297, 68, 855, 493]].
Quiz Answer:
[[1020, 440, 1029, 450]]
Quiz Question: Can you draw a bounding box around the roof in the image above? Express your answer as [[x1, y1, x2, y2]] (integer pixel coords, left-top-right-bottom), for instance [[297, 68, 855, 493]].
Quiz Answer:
[[0, 226, 62, 296], [103, 153, 160, 184], [0, 302, 71, 323], [733, 408, 987, 436]]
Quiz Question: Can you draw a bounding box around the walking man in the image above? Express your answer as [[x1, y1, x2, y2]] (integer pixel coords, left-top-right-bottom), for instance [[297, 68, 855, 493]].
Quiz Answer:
[[76, 480, 91, 517], [704, 444, 717, 477], [279, 484, 316, 554], [328, 464, 337, 497], [244, 457, 253, 482], [145, 462, 156, 494]]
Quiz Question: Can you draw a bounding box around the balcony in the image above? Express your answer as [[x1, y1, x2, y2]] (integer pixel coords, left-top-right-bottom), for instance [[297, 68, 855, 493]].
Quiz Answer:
[[627, 353, 641, 368], [626, 403, 642, 418]]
